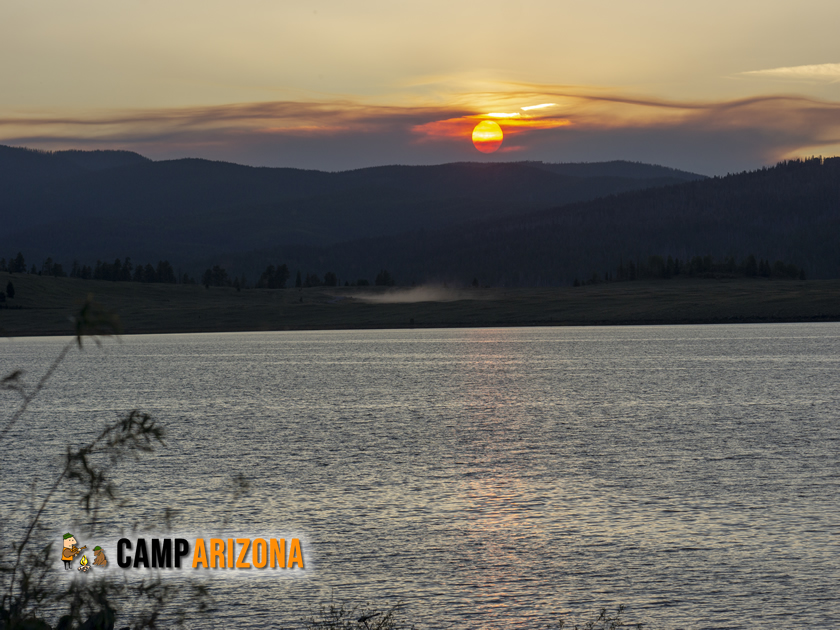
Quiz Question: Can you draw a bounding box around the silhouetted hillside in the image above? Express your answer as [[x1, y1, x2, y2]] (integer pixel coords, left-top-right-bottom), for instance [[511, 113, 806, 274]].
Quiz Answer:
[[0, 145, 149, 180], [0, 146, 86, 204], [55, 149, 150, 171], [4, 145, 838, 286], [0, 145, 701, 266], [251, 158, 840, 285], [528, 160, 703, 179]]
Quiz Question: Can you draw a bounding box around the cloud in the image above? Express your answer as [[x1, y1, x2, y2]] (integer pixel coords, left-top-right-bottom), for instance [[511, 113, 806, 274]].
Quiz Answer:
[[412, 112, 570, 143], [521, 103, 557, 111], [2, 86, 840, 174], [740, 63, 840, 82], [0, 101, 462, 139]]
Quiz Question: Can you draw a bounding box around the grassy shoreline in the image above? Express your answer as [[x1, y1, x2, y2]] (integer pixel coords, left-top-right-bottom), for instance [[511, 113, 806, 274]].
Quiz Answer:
[[2, 272, 840, 337]]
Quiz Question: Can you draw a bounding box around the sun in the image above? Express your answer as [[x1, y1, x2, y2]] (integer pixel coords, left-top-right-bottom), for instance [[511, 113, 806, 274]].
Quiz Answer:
[[472, 120, 503, 153]]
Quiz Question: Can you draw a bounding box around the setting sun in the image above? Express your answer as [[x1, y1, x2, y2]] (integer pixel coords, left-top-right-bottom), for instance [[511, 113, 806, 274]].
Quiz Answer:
[[472, 120, 503, 153]]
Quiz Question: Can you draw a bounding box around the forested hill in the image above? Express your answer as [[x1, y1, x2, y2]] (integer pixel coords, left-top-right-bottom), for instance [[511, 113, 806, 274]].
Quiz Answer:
[[9, 145, 839, 287], [267, 157, 840, 285], [0, 144, 701, 266], [0, 145, 149, 189]]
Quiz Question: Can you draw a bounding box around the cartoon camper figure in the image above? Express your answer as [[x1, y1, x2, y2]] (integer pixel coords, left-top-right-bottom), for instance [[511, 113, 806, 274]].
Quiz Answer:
[[61, 533, 86, 570], [92, 546, 108, 567]]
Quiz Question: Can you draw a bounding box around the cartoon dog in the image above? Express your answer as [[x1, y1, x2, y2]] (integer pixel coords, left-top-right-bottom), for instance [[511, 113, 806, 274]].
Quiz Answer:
[[92, 546, 108, 567]]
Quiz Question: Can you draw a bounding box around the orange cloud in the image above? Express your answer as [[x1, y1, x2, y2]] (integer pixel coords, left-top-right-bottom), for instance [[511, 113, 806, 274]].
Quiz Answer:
[[2, 86, 840, 173], [1, 91, 837, 148], [412, 112, 570, 143]]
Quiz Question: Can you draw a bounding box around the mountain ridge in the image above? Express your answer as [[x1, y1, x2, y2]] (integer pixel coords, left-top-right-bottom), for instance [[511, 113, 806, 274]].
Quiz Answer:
[[0, 144, 703, 271], [273, 157, 839, 284]]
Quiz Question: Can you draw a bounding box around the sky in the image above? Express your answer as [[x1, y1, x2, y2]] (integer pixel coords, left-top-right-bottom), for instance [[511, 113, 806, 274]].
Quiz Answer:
[[3, 0, 840, 175]]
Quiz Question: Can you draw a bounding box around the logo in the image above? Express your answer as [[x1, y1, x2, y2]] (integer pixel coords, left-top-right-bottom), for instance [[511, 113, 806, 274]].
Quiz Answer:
[[117, 537, 305, 570], [61, 533, 106, 572], [61, 533, 305, 572]]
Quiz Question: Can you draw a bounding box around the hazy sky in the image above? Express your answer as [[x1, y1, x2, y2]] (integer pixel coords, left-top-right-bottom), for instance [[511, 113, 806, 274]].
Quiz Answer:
[[3, 0, 840, 174]]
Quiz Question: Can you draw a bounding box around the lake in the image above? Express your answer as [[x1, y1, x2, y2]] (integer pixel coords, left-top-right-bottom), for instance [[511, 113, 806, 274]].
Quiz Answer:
[[2, 324, 839, 629]]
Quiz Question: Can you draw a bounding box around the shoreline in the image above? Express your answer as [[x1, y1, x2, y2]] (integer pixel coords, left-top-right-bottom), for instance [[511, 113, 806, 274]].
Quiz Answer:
[[2, 272, 840, 337]]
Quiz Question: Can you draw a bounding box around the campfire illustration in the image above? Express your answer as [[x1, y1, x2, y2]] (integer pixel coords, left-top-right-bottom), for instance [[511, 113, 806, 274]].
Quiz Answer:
[[77, 554, 91, 573]]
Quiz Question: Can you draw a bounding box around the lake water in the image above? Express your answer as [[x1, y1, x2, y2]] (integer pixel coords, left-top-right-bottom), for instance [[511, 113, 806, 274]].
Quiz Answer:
[[2, 324, 839, 629]]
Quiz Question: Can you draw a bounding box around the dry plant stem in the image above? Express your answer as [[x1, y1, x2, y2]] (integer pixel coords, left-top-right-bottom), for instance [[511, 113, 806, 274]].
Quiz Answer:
[[6, 454, 72, 605], [0, 340, 73, 442], [2, 294, 121, 444], [5, 414, 157, 608], [0, 296, 208, 629], [1, 296, 133, 625], [2, 339, 75, 604], [3, 411, 164, 624]]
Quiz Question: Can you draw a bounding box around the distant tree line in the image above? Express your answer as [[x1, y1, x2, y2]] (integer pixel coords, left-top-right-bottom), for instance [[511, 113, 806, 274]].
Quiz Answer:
[[201, 265, 248, 291], [256, 264, 290, 289], [206, 262, 395, 290], [573, 253, 806, 286], [1, 253, 28, 274], [1, 252, 399, 291], [265, 265, 393, 288], [75, 258, 181, 283], [0, 252, 192, 284]]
